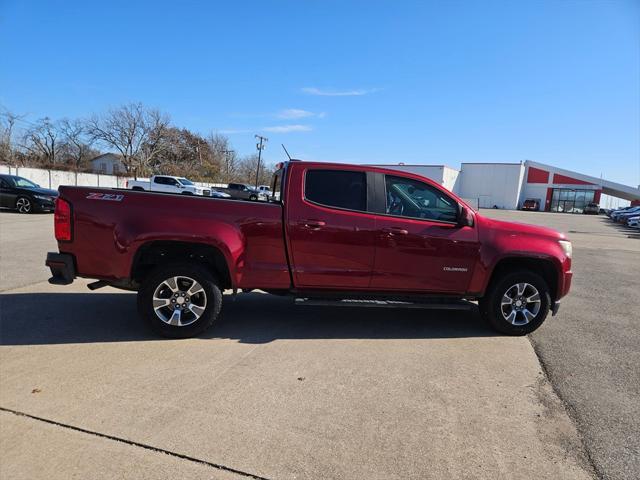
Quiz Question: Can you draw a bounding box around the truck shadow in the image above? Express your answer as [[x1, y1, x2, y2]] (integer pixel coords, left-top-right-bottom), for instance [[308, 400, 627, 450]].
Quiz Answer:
[[0, 292, 495, 346]]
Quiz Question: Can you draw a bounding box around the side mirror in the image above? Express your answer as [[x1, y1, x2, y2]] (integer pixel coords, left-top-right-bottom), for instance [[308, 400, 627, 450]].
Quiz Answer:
[[458, 205, 474, 227]]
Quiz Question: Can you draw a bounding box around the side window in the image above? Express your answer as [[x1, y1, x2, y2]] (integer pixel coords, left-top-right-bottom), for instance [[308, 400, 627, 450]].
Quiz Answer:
[[271, 168, 283, 202], [0, 179, 9, 188], [305, 169, 366, 211], [385, 175, 458, 223], [154, 177, 167, 185]]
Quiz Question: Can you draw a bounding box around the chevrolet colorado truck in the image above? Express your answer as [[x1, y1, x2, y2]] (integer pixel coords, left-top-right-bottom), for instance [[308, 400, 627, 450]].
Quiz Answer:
[[46, 161, 572, 338]]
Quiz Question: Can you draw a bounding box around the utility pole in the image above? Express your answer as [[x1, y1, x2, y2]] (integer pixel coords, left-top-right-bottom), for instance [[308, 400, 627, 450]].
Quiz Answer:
[[254, 134, 268, 188], [222, 149, 234, 182]]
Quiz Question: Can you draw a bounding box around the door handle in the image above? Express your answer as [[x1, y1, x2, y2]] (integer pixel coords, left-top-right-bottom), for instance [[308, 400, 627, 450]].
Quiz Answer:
[[300, 219, 326, 230], [382, 227, 409, 236]]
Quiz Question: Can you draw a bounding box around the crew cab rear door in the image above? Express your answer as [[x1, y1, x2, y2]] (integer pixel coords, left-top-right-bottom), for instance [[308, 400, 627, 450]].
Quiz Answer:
[[370, 173, 479, 293], [285, 165, 376, 289]]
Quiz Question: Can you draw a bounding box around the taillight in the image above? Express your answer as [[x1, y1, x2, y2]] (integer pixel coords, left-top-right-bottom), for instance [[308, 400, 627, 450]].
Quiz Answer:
[[54, 198, 72, 241], [126, 180, 129, 187]]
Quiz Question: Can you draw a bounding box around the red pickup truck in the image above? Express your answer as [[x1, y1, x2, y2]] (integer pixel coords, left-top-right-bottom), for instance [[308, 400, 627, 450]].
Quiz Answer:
[[46, 161, 572, 338]]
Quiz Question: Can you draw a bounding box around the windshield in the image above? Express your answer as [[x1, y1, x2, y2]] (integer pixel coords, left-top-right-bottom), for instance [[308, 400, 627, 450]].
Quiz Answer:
[[13, 176, 39, 188], [177, 178, 195, 186]]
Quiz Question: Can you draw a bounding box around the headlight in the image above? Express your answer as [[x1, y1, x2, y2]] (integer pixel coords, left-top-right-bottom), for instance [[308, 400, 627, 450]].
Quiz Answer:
[[559, 240, 572, 258], [34, 195, 54, 201]]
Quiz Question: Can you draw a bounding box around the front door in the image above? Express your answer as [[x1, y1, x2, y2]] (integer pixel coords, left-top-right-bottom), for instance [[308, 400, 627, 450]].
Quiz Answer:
[[371, 174, 479, 293], [0, 178, 16, 208], [286, 167, 376, 289]]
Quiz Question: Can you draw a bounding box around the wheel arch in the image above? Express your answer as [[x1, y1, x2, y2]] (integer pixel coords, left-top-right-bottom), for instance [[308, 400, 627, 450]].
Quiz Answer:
[[485, 255, 560, 301], [131, 241, 233, 289]]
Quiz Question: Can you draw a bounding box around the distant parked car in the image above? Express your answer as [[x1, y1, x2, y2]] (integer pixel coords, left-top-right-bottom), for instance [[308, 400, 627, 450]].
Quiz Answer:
[[627, 216, 640, 229], [217, 183, 264, 201], [613, 207, 640, 223], [0, 174, 59, 214], [521, 199, 540, 211], [209, 190, 231, 199], [257, 185, 272, 196], [583, 202, 599, 214]]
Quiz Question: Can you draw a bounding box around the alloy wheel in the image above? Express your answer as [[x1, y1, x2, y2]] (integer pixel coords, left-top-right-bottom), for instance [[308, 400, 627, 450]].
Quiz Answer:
[[152, 276, 207, 327], [16, 197, 32, 213], [500, 282, 541, 326]]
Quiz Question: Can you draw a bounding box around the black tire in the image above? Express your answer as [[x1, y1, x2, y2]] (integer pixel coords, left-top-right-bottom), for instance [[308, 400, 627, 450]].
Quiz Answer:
[[137, 262, 223, 338], [132, 187, 144, 191], [181, 191, 194, 195], [479, 270, 551, 336], [15, 196, 33, 214], [249, 194, 258, 201]]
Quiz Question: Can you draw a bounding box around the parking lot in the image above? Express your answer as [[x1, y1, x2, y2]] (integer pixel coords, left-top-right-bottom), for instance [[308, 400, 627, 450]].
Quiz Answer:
[[1, 210, 638, 480]]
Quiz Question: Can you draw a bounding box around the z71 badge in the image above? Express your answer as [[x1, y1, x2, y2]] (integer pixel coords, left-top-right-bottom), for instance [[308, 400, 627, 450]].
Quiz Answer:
[[86, 192, 124, 202]]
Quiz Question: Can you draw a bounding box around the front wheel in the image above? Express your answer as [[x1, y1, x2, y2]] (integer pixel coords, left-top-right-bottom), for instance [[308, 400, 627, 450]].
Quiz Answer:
[[137, 263, 222, 338], [479, 270, 551, 335], [249, 194, 258, 201], [15, 196, 33, 214]]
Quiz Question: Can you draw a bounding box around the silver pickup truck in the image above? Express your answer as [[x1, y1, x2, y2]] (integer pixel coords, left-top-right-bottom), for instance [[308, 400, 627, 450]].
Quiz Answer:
[[216, 183, 266, 201]]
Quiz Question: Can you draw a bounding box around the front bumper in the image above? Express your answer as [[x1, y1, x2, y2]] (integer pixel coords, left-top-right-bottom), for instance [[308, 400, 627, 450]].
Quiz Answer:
[[46, 252, 76, 285], [34, 198, 56, 211]]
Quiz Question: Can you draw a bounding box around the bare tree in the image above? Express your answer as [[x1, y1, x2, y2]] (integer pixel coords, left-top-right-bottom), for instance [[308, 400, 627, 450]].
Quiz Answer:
[[22, 117, 61, 166], [87, 103, 170, 177], [59, 118, 95, 171], [208, 133, 236, 182], [0, 109, 26, 164], [235, 154, 274, 185]]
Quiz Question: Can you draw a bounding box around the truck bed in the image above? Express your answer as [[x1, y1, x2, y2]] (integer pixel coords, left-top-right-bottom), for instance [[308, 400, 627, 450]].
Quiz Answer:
[[57, 186, 291, 289]]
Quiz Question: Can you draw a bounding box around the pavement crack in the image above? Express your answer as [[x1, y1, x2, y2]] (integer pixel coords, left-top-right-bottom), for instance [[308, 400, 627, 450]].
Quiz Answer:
[[0, 406, 273, 480]]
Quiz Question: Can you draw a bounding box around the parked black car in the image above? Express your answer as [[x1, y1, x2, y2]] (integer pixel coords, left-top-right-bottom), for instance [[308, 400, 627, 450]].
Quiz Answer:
[[0, 174, 59, 213]]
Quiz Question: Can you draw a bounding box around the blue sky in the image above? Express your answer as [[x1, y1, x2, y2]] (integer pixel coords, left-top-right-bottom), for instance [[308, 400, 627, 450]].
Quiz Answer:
[[1, 0, 638, 185]]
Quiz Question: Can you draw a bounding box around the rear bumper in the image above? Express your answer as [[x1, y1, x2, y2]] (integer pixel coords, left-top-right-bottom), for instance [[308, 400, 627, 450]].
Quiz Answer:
[[46, 252, 76, 285]]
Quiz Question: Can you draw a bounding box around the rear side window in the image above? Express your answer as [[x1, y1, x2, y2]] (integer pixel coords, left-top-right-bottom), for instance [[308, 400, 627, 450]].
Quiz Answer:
[[305, 169, 366, 211]]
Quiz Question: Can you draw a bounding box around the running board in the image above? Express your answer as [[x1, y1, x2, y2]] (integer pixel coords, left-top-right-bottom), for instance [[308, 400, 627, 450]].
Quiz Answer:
[[294, 297, 475, 310]]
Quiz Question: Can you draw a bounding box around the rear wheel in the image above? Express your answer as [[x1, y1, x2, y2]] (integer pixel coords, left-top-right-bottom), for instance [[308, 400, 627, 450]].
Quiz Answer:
[[137, 263, 222, 338], [132, 187, 144, 191], [15, 196, 32, 214], [479, 270, 550, 335]]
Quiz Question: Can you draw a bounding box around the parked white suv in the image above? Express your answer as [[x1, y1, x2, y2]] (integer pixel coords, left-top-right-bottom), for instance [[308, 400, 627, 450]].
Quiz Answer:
[[257, 185, 272, 196], [127, 176, 210, 196]]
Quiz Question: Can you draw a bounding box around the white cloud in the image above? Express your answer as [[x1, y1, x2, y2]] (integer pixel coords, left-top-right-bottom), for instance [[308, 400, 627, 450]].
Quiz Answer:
[[301, 87, 380, 97], [262, 124, 313, 133], [276, 109, 326, 119]]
